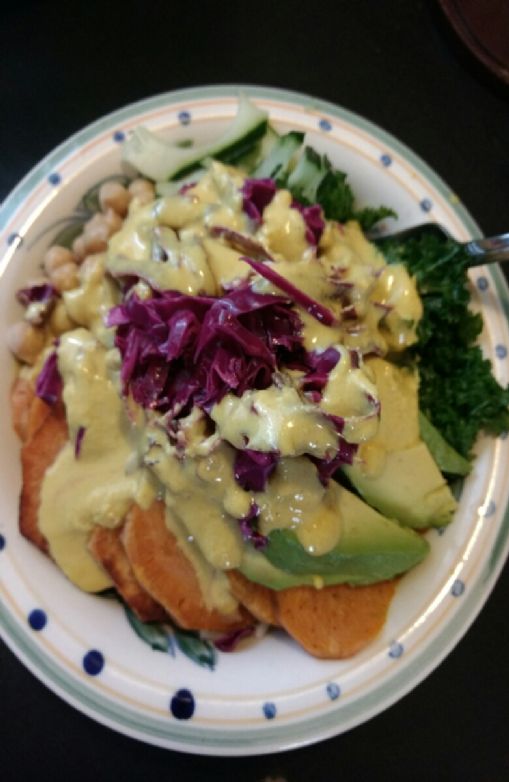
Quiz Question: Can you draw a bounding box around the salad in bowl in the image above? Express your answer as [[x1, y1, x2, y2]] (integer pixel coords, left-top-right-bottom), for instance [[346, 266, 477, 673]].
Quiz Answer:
[[8, 96, 507, 660], [2, 87, 509, 753]]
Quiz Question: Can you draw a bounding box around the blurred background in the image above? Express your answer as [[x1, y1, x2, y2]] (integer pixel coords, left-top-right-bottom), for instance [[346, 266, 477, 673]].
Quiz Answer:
[[1, 1, 508, 779]]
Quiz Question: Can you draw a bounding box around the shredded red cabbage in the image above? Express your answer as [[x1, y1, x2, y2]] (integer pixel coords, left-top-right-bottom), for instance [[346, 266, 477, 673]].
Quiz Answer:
[[16, 282, 58, 307], [74, 426, 86, 458], [178, 182, 197, 195], [234, 449, 278, 492], [240, 178, 325, 245], [107, 286, 303, 414], [238, 503, 268, 550], [312, 437, 358, 485], [35, 351, 63, 405], [209, 226, 274, 262], [327, 414, 346, 434], [349, 349, 360, 369], [241, 178, 276, 223], [213, 625, 255, 652], [241, 257, 337, 326], [301, 347, 340, 395], [291, 201, 325, 246]]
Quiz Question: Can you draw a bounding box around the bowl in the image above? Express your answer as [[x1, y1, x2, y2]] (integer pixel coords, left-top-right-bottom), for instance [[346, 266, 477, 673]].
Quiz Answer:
[[1, 84, 508, 755]]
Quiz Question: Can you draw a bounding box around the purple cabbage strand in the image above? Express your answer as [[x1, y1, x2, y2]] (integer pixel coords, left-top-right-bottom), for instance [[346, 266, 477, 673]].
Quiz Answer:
[[241, 257, 337, 326], [233, 449, 278, 492], [35, 351, 63, 405]]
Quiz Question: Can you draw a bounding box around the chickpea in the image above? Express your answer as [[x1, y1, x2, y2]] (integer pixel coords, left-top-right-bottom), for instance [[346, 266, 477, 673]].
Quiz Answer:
[[82, 213, 110, 253], [103, 207, 123, 235], [79, 253, 103, 283], [128, 178, 155, 205], [72, 233, 88, 263], [43, 245, 75, 276], [50, 261, 79, 292], [7, 321, 46, 365], [49, 300, 76, 335], [99, 181, 131, 217]]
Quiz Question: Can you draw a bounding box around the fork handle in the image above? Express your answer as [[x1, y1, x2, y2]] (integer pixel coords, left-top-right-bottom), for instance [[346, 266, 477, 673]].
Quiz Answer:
[[464, 233, 509, 265]]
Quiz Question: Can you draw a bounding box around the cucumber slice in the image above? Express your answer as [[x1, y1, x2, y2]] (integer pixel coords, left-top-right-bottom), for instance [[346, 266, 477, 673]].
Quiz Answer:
[[286, 145, 328, 203], [252, 130, 304, 183], [155, 127, 281, 196], [155, 170, 205, 197], [234, 125, 280, 173], [122, 94, 268, 181]]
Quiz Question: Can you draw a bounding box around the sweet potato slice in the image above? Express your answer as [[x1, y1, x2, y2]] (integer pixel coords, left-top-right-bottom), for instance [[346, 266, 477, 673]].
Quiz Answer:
[[11, 377, 56, 444], [88, 525, 167, 622], [122, 501, 253, 633], [276, 580, 396, 659], [227, 570, 279, 626], [11, 376, 33, 442], [19, 402, 68, 553]]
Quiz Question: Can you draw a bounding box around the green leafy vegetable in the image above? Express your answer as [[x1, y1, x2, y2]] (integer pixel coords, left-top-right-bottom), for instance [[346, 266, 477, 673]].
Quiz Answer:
[[380, 233, 509, 457], [283, 145, 396, 230], [316, 167, 355, 223], [354, 205, 399, 233]]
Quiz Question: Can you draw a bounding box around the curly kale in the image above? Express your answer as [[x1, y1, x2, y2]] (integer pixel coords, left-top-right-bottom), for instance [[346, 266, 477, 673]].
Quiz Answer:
[[379, 233, 509, 458]]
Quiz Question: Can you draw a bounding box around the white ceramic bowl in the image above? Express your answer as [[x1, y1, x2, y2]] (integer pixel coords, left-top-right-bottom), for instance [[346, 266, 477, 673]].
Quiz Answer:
[[1, 85, 508, 755]]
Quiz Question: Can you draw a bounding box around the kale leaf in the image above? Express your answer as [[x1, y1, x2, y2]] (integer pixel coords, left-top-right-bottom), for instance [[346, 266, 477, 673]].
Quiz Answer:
[[379, 233, 509, 458]]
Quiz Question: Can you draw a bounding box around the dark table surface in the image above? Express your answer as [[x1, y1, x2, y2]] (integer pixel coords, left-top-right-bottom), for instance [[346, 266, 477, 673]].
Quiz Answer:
[[2, 1, 509, 779]]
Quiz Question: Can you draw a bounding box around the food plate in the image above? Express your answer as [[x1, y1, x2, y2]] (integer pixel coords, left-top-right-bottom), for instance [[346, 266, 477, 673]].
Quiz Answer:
[[1, 85, 509, 755]]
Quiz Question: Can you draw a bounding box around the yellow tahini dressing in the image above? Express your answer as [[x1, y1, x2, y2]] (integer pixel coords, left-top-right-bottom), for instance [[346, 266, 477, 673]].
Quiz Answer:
[[36, 158, 425, 601], [39, 329, 155, 591]]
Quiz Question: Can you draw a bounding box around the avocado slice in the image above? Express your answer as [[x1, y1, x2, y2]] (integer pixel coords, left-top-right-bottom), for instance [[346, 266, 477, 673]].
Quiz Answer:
[[343, 358, 457, 528], [239, 483, 429, 590], [419, 411, 471, 477]]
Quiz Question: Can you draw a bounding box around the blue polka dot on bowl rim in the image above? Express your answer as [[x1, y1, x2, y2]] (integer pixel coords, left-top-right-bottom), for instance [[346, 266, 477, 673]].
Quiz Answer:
[[83, 649, 104, 676], [482, 499, 496, 517], [263, 702, 277, 719], [326, 682, 340, 700], [420, 198, 433, 212], [28, 608, 47, 631], [178, 110, 191, 126], [495, 344, 507, 359], [380, 153, 392, 167], [389, 641, 404, 659], [47, 172, 61, 187], [170, 688, 195, 720], [0, 533, 5, 550], [7, 232, 23, 247], [318, 118, 332, 132], [477, 276, 489, 291], [113, 130, 125, 143], [451, 579, 465, 597]]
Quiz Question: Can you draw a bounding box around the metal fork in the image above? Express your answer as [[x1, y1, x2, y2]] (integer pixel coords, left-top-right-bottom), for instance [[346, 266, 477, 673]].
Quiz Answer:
[[372, 223, 509, 267]]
